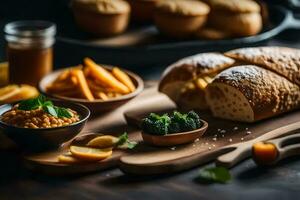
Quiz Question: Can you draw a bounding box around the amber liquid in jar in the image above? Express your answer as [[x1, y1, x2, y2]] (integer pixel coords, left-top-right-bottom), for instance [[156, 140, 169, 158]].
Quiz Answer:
[[5, 21, 56, 86], [8, 46, 53, 86]]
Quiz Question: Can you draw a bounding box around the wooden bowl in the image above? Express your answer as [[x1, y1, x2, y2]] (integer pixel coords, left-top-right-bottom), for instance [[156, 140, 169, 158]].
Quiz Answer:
[[0, 100, 90, 152], [141, 119, 208, 146], [39, 66, 144, 113]]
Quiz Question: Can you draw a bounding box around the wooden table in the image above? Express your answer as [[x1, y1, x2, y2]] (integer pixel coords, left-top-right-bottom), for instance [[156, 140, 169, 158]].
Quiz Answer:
[[1, 24, 300, 200]]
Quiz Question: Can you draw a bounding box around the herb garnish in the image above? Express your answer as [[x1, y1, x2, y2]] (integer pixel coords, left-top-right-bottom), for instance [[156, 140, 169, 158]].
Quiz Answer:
[[196, 167, 231, 184], [116, 132, 137, 149], [18, 95, 72, 118]]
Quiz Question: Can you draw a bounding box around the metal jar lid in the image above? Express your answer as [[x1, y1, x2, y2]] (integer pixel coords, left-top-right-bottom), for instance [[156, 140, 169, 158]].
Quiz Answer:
[[4, 21, 56, 48]]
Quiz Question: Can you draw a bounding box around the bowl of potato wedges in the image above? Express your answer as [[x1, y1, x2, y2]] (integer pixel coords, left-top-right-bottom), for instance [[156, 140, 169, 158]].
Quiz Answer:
[[39, 58, 144, 113]]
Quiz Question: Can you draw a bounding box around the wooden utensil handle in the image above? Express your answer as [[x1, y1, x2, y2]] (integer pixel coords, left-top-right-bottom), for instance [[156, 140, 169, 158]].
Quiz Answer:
[[216, 142, 252, 168], [268, 133, 300, 161], [216, 121, 300, 168]]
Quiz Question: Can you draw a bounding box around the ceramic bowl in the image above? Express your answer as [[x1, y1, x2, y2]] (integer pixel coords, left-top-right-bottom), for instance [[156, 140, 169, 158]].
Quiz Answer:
[[141, 119, 208, 146], [38, 65, 144, 113], [0, 100, 90, 152]]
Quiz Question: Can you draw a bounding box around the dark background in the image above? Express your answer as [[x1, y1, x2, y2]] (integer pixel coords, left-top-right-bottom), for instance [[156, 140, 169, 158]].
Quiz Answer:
[[1, 1, 300, 200]]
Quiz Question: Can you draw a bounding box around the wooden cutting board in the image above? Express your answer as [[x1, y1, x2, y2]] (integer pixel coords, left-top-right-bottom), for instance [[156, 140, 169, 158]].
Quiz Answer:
[[23, 83, 300, 175]]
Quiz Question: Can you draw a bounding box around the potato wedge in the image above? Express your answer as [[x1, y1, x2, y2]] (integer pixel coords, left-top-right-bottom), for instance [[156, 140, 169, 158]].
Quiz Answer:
[[84, 58, 130, 94], [71, 69, 94, 101], [112, 67, 136, 92]]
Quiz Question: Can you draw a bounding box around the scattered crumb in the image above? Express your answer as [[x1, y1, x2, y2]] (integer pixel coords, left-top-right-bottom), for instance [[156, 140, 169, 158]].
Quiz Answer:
[[170, 147, 176, 151], [208, 147, 212, 150], [233, 126, 239, 131], [194, 138, 200, 142], [214, 134, 217, 137], [228, 138, 233, 142], [212, 137, 217, 141], [220, 130, 226, 134], [241, 137, 244, 141], [245, 127, 249, 130], [205, 142, 209, 145], [217, 129, 221, 132], [212, 144, 216, 147], [246, 131, 252, 135], [222, 134, 225, 137]]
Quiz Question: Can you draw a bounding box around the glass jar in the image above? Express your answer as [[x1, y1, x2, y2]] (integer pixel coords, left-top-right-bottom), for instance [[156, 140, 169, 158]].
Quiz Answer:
[[4, 21, 56, 86]]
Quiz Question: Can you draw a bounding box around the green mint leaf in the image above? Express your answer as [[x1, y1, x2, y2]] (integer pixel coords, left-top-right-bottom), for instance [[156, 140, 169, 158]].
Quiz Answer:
[[196, 167, 231, 184], [18, 98, 40, 110], [55, 107, 72, 118], [127, 141, 138, 149], [116, 132, 137, 149], [37, 95, 46, 106], [18, 95, 73, 119], [43, 101, 53, 107], [43, 105, 57, 117], [116, 132, 128, 146]]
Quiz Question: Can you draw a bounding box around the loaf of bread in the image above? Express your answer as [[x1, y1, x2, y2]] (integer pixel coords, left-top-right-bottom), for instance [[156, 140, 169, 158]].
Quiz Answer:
[[205, 65, 300, 122], [225, 47, 300, 86], [159, 46, 300, 122], [158, 53, 235, 110]]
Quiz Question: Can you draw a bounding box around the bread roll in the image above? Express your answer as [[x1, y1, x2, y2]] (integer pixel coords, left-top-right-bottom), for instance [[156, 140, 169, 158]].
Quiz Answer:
[[225, 46, 300, 86], [72, 0, 130, 36], [159, 53, 235, 110], [205, 65, 300, 122], [205, 0, 262, 36], [154, 0, 210, 38], [208, 11, 262, 37]]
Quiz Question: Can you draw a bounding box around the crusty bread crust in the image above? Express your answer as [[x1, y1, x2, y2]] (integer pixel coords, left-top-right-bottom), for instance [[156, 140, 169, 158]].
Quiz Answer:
[[225, 47, 300, 86], [206, 65, 300, 122], [158, 53, 235, 109]]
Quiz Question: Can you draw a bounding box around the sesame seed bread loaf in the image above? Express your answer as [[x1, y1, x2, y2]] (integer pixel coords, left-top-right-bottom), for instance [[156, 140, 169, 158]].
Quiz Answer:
[[225, 47, 300, 86], [158, 53, 235, 110], [205, 65, 300, 122]]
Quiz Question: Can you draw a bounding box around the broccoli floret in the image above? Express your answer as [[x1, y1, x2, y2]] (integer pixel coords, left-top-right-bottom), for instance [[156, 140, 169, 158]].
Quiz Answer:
[[170, 111, 202, 132], [142, 111, 202, 135], [182, 117, 198, 131], [141, 118, 156, 134], [169, 121, 181, 133], [187, 111, 202, 128], [141, 113, 170, 135], [148, 113, 161, 121]]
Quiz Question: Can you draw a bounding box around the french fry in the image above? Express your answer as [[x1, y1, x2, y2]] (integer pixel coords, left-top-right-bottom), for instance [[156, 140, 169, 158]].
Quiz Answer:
[[55, 70, 70, 82], [87, 79, 119, 93], [84, 58, 130, 94], [83, 65, 90, 77], [70, 75, 78, 85], [112, 67, 136, 92], [71, 69, 94, 101], [97, 92, 109, 100]]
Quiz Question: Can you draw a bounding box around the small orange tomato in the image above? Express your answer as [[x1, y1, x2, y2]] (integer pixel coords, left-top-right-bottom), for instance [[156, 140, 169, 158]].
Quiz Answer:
[[252, 142, 278, 165]]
